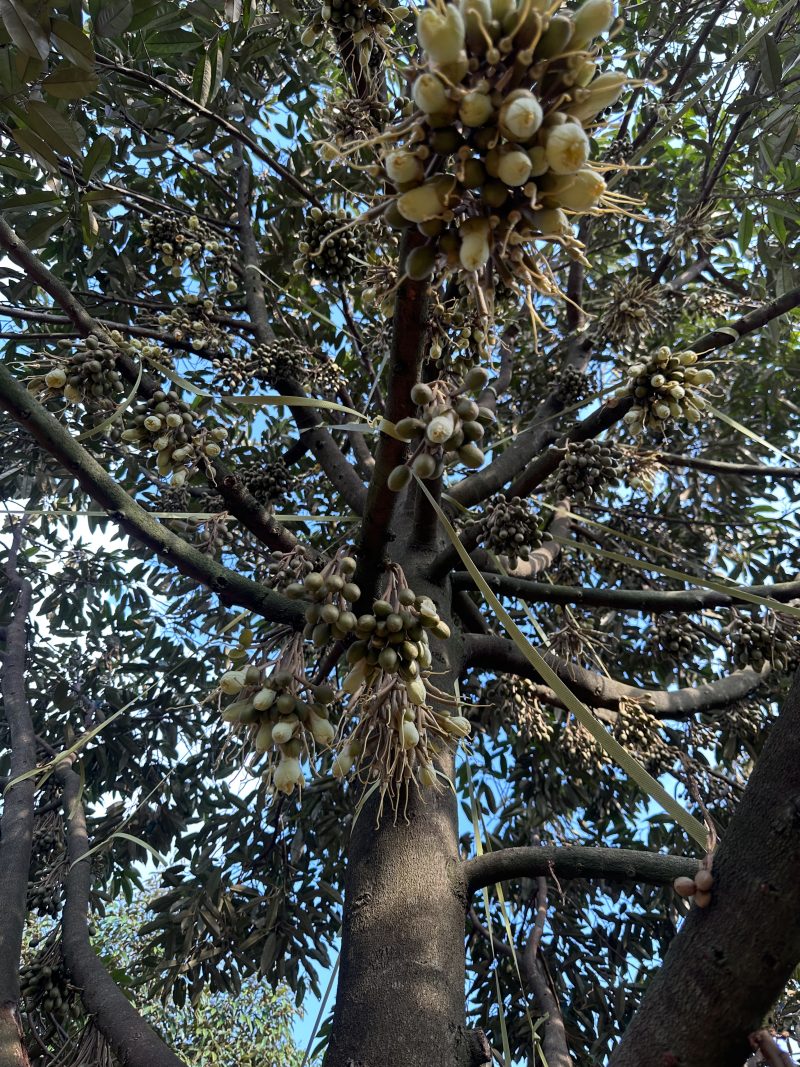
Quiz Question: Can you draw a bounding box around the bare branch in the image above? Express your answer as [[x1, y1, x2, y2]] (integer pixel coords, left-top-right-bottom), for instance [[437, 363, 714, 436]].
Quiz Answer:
[[0, 363, 303, 628], [452, 570, 800, 614], [462, 633, 766, 719], [658, 452, 800, 480], [57, 763, 187, 1067], [462, 845, 698, 895]]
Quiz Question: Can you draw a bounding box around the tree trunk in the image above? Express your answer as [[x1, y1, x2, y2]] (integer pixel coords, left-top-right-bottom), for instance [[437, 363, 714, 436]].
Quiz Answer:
[[324, 552, 489, 1067], [610, 668, 800, 1067], [0, 1009, 28, 1067], [324, 759, 488, 1067]]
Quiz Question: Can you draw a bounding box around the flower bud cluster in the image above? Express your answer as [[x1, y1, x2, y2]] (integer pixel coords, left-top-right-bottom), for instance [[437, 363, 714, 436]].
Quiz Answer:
[[218, 633, 338, 796], [388, 365, 495, 489], [296, 207, 359, 283], [34, 333, 124, 411], [469, 493, 547, 569], [373, 0, 629, 298], [551, 438, 620, 503], [156, 294, 232, 355], [616, 346, 714, 435], [120, 389, 228, 485], [648, 612, 697, 667], [727, 613, 797, 673], [142, 211, 234, 280]]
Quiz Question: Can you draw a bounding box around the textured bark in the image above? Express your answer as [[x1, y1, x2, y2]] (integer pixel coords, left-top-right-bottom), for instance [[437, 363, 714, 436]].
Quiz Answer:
[[58, 766, 186, 1067], [464, 846, 698, 893], [324, 556, 489, 1067], [610, 668, 800, 1067], [0, 1010, 28, 1067], [0, 545, 35, 1067]]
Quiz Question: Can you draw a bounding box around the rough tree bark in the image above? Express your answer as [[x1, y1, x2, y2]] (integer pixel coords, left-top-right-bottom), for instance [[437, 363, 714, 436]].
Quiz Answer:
[[324, 550, 491, 1067], [58, 764, 186, 1067], [0, 527, 36, 1067], [611, 668, 800, 1067]]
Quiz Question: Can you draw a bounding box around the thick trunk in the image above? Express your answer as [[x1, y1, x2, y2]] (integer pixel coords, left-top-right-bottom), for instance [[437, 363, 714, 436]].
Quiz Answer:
[[323, 760, 487, 1067], [0, 564, 35, 1067], [0, 1009, 28, 1067], [324, 556, 488, 1067], [610, 669, 800, 1067]]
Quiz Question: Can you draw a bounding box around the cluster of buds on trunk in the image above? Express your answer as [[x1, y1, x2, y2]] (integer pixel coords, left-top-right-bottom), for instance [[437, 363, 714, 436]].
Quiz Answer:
[[388, 365, 495, 489]]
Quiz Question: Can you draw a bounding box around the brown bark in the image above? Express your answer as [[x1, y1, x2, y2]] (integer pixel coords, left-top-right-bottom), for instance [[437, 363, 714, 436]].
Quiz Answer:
[[610, 668, 800, 1067], [0, 1010, 28, 1067], [0, 530, 36, 1067], [324, 556, 489, 1067], [58, 765, 186, 1067]]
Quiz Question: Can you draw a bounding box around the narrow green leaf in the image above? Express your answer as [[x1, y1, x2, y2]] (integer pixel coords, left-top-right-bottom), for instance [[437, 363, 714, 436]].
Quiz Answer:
[[51, 17, 95, 69], [0, 0, 50, 60], [42, 59, 99, 99], [192, 50, 211, 107], [737, 205, 754, 254], [94, 0, 133, 37], [83, 132, 114, 180]]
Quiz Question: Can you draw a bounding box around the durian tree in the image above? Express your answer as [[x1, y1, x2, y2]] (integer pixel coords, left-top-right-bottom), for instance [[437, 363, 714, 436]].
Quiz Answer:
[[2, 0, 800, 1065]]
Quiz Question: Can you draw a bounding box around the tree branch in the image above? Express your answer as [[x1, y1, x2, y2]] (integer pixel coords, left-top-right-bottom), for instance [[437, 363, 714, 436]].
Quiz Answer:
[[233, 156, 366, 515], [611, 668, 800, 1067], [0, 523, 36, 1065], [462, 845, 698, 895], [57, 763, 187, 1067], [658, 452, 800, 480], [0, 363, 303, 628], [353, 231, 430, 600], [506, 286, 800, 500], [462, 633, 766, 719], [451, 571, 800, 614]]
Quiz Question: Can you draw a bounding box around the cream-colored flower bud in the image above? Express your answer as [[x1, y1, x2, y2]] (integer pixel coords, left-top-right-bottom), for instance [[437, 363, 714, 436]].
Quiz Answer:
[[571, 0, 614, 48], [419, 761, 438, 787], [459, 90, 494, 127], [413, 72, 450, 114], [272, 717, 299, 745], [544, 122, 590, 174], [497, 148, 532, 186], [254, 721, 274, 753], [498, 90, 543, 142], [385, 150, 425, 184], [253, 687, 277, 711], [45, 367, 67, 389], [566, 71, 627, 123], [529, 207, 571, 234], [220, 669, 248, 695], [401, 721, 420, 749], [417, 4, 466, 65], [396, 177, 453, 222], [273, 755, 303, 795], [309, 712, 335, 747], [427, 411, 457, 443], [442, 714, 471, 737], [144, 415, 163, 432], [543, 168, 605, 210], [574, 59, 597, 87], [458, 216, 492, 271], [527, 145, 549, 176]]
